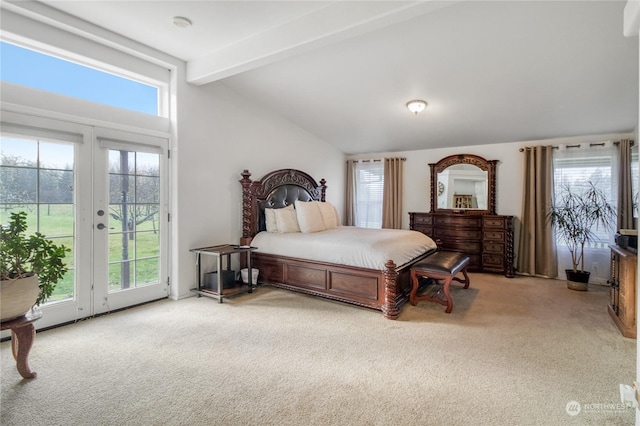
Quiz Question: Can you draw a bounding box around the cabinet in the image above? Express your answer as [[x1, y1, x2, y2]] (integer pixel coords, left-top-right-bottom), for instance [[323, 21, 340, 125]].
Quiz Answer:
[[190, 244, 257, 303], [409, 212, 515, 277], [608, 245, 637, 338]]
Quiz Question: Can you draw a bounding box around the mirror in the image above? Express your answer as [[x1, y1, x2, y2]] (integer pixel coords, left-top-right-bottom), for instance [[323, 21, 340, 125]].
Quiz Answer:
[[429, 154, 497, 215]]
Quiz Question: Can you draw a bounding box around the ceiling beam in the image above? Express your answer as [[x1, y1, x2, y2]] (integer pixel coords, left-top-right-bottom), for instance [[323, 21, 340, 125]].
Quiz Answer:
[[186, 1, 456, 86]]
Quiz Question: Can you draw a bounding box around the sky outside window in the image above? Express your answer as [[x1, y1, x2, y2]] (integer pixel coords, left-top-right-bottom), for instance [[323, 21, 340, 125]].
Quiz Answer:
[[0, 41, 158, 115]]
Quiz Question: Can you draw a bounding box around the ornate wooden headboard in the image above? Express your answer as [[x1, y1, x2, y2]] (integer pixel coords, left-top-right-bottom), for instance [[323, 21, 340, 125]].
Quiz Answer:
[[239, 169, 327, 243]]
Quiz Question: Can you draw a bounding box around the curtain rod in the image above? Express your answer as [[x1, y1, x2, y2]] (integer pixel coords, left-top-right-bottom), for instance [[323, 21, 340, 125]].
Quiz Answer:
[[350, 158, 406, 163], [519, 140, 634, 152], [518, 146, 559, 152]]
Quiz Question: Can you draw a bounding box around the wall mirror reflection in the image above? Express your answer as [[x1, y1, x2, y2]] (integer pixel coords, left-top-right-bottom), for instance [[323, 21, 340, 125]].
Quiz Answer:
[[429, 154, 497, 215], [437, 165, 488, 210]]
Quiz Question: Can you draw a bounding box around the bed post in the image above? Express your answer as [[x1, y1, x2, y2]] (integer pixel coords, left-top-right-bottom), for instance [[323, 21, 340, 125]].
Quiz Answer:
[[319, 178, 327, 202], [382, 260, 399, 320], [239, 170, 253, 246]]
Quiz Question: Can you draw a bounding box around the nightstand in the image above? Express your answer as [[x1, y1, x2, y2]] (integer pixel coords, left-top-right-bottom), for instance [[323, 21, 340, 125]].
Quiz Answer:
[[190, 244, 257, 303]]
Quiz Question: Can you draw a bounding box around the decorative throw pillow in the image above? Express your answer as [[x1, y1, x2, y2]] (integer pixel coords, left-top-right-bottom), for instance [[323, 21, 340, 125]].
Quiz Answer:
[[274, 206, 301, 233], [264, 208, 278, 233], [317, 201, 338, 229], [295, 200, 326, 233], [265, 204, 294, 233]]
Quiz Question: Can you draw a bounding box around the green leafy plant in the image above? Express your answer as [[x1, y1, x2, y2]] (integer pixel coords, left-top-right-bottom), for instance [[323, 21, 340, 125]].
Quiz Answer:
[[0, 211, 70, 305], [548, 182, 616, 274]]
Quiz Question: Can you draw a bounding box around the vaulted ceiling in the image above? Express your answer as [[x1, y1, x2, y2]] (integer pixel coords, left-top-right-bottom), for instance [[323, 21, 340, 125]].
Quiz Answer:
[[6, 1, 639, 154]]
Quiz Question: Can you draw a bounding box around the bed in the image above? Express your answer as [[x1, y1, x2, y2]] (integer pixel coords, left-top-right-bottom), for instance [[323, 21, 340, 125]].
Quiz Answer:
[[239, 168, 437, 319]]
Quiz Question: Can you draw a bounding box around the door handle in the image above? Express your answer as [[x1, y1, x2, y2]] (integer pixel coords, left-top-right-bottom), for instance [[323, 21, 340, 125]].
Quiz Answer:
[[96, 223, 113, 230]]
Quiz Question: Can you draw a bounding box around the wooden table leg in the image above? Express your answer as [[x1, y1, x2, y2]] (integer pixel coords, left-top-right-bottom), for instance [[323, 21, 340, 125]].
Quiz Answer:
[[409, 270, 419, 306], [11, 323, 37, 379], [442, 276, 453, 314]]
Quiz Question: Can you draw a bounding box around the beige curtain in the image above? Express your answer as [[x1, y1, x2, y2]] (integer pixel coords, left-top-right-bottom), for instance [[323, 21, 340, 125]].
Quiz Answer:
[[382, 158, 403, 229], [516, 146, 558, 277], [345, 160, 357, 226], [617, 139, 634, 230]]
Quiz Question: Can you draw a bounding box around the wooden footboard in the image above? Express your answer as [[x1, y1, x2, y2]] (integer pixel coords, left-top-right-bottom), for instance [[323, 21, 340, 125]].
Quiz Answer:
[[251, 251, 432, 319]]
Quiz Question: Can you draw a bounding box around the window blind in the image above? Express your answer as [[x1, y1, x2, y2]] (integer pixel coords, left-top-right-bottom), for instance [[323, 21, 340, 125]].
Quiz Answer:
[[553, 143, 617, 247], [354, 161, 384, 228]]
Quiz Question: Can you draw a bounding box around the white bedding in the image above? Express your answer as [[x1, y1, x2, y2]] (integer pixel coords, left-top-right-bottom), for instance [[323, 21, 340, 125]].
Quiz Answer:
[[250, 226, 437, 270]]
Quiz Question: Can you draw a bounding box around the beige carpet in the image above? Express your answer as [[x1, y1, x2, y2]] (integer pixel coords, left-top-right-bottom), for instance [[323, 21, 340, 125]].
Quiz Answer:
[[1, 273, 636, 425]]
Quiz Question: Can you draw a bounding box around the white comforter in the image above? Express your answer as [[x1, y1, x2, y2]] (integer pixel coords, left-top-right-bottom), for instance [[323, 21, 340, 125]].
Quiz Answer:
[[250, 226, 437, 270]]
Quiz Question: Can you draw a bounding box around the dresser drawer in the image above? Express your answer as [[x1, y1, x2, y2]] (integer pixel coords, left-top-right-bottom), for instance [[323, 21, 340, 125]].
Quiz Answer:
[[483, 217, 505, 228], [413, 226, 433, 238], [484, 242, 504, 254], [412, 214, 433, 225], [483, 230, 505, 242], [434, 228, 482, 240], [433, 215, 482, 228], [442, 240, 482, 253], [482, 254, 504, 267], [467, 254, 481, 269]]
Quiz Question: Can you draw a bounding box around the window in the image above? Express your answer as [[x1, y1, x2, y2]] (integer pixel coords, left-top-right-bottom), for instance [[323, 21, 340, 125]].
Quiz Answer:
[[354, 161, 384, 228], [0, 41, 159, 116], [0, 133, 76, 302], [552, 143, 617, 248]]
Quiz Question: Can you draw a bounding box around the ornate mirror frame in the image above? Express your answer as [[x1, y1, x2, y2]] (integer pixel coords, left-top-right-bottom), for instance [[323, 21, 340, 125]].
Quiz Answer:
[[429, 154, 497, 215]]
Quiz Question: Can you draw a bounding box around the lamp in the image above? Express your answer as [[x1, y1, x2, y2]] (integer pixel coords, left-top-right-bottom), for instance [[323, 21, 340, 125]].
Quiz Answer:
[[406, 100, 427, 115]]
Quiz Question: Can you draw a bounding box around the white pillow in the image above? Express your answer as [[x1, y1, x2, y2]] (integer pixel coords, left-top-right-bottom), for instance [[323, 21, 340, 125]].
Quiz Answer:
[[274, 206, 301, 233], [264, 204, 293, 233], [317, 201, 338, 229], [295, 200, 326, 233], [264, 208, 278, 232]]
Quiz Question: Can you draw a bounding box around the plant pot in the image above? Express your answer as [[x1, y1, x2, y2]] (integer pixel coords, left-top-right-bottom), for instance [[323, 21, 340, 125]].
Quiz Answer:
[[0, 275, 40, 322], [565, 269, 590, 292]]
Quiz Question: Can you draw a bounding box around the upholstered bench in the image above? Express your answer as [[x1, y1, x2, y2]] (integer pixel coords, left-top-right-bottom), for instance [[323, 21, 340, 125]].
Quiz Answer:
[[409, 251, 470, 313]]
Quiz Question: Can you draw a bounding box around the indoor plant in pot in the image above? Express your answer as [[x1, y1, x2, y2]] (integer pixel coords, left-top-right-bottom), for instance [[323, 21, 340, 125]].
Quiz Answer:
[[548, 182, 616, 291], [0, 211, 70, 321]]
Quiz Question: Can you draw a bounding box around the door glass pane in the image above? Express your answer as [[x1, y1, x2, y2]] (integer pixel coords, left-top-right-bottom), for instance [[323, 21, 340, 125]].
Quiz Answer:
[[0, 135, 75, 303], [136, 177, 159, 203], [0, 167, 37, 203], [108, 149, 160, 292]]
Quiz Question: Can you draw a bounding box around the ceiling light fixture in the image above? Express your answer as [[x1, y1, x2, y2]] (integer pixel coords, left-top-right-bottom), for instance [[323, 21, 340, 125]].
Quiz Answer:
[[406, 99, 427, 115], [172, 16, 192, 28]]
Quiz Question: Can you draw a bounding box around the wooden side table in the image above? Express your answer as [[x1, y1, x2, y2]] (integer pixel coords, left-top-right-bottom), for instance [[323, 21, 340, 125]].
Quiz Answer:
[[190, 244, 257, 303], [1, 308, 42, 379]]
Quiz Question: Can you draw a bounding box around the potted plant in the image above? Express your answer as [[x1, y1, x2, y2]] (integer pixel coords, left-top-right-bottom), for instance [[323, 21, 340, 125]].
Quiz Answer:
[[548, 182, 616, 291], [0, 211, 70, 321]]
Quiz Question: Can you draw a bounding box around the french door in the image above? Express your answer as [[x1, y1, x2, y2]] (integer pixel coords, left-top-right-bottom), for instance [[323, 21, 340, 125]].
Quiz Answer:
[[1, 113, 169, 330], [91, 128, 169, 315]]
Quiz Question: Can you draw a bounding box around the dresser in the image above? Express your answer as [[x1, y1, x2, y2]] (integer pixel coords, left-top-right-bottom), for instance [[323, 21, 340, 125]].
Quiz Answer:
[[608, 245, 637, 338], [409, 212, 515, 277]]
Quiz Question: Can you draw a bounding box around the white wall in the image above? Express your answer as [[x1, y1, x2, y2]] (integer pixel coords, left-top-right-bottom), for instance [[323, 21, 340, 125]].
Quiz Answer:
[[0, 6, 346, 301], [171, 80, 345, 298], [348, 131, 634, 283], [2, 2, 635, 293]]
